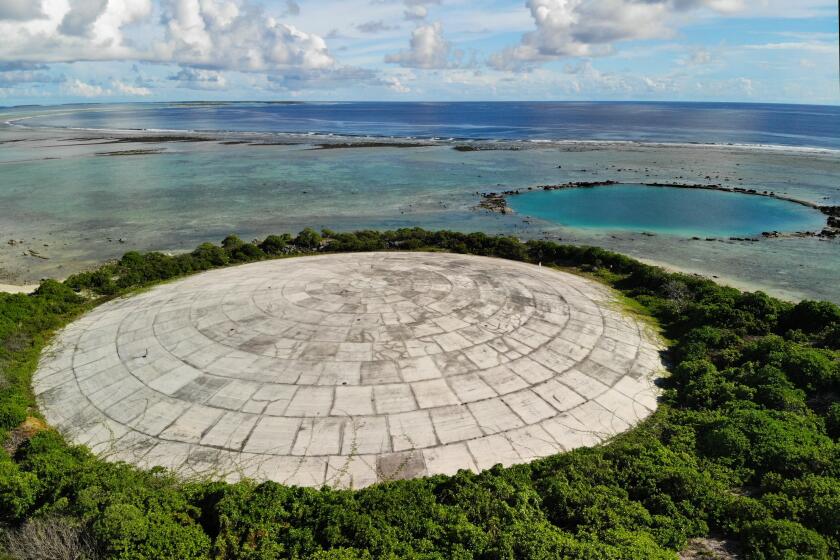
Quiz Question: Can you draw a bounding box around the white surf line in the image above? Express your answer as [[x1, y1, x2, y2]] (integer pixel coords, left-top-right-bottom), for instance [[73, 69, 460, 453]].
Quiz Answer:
[[3, 108, 839, 156]]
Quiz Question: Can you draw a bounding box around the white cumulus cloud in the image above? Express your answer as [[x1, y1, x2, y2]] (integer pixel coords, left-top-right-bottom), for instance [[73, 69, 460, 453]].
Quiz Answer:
[[113, 80, 152, 96], [63, 79, 107, 97], [491, 0, 746, 70], [0, 0, 334, 76], [0, 0, 153, 62], [385, 22, 451, 69], [156, 0, 334, 72], [381, 75, 411, 93], [60, 78, 152, 98], [168, 67, 229, 89]]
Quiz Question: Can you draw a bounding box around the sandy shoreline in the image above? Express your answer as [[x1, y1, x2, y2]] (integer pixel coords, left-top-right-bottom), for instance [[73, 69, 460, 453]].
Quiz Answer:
[[0, 283, 38, 294], [636, 257, 807, 303]]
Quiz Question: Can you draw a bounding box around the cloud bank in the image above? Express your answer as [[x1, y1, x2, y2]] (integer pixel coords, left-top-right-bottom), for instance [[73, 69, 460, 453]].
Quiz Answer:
[[0, 0, 835, 104], [491, 0, 745, 70], [0, 0, 335, 72]]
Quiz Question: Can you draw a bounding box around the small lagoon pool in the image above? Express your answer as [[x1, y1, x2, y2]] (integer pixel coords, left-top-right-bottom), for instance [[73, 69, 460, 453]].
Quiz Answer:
[[507, 184, 826, 237]]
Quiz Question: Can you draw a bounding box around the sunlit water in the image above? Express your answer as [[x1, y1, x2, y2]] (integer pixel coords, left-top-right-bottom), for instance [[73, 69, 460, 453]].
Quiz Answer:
[[13, 101, 840, 149], [0, 102, 838, 303], [509, 185, 826, 237]]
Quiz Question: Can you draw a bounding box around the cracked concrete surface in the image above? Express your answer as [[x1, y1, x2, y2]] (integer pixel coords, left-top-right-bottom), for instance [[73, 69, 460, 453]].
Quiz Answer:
[[33, 252, 664, 488]]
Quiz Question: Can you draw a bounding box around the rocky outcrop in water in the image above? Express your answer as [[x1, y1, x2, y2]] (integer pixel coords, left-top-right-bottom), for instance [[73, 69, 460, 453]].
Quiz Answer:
[[477, 193, 509, 213]]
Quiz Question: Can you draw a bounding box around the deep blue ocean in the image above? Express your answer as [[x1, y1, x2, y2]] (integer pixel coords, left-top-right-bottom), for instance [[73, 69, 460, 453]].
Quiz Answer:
[[12, 101, 840, 149]]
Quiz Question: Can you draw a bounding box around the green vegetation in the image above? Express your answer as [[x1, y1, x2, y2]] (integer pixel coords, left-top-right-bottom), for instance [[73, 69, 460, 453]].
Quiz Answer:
[[2, 228, 839, 559]]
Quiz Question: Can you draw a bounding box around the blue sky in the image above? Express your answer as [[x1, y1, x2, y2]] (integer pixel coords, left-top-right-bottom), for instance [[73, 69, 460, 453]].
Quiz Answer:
[[0, 0, 837, 105]]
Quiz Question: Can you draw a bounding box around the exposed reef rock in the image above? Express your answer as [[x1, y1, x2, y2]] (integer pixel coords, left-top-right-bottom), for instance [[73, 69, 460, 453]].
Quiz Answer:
[[315, 142, 431, 150], [816, 207, 840, 238], [109, 136, 212, 143], [95, 149, 165, 157], [476, 193, 509, 213], [478, 180, 621, 204], [454, 145, 522, 152], [535, 180, 621, 191]]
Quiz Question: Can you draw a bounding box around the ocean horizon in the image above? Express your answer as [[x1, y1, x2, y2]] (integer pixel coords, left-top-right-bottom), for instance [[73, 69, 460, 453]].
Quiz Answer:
[[5, 100, 840, 150]]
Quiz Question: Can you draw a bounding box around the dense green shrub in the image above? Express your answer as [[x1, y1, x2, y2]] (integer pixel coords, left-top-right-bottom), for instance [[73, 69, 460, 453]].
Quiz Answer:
[[827, 403, 840, 439], [258, 234, 292, 255], [65, 268, 118, 295], [780, 346, 839, 390], [735, 364, 807, 413], [229, 243, 265, 263], [740, 519, 829, 560], [672, 359, 744, 410], [0, 391, 27, 431], [760, 474, 840, 542], [221, 235, 245, 252], [1, 228, 839, 559], [92, 503, 211, 560], [781, 300, 840, 335], [295, 228, 323, 250], [220, 235, 265, 263], [0, 456, 38, 523], [191, 243, 229, 268], [820, 324, 840, 350]]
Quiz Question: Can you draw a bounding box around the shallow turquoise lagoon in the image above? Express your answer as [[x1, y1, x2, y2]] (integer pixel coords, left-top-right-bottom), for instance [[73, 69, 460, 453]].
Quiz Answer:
[[508, 184, 826, 237], [0, 125, 838, 303]]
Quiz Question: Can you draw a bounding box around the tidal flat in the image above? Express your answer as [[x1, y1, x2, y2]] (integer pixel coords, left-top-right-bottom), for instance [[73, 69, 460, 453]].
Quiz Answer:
[[0, 119, 838, 302]]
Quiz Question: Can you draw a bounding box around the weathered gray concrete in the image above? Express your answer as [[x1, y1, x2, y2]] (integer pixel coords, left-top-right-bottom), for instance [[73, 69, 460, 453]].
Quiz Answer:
[[33, 252, 663, 488]]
